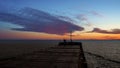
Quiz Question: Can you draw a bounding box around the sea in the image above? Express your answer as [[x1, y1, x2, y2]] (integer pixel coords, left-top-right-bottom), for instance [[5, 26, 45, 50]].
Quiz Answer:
[[0, 40, 120, 68]]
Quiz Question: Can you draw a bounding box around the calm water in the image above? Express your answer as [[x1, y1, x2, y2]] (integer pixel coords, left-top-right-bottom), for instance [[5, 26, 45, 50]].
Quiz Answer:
[[0, 40, 120, 68], [81, 40, 120, 68]]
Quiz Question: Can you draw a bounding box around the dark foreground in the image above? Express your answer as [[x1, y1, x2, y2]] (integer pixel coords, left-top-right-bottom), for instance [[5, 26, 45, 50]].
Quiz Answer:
[[0, 42, 87, 68], [0, 40, 120, 68]]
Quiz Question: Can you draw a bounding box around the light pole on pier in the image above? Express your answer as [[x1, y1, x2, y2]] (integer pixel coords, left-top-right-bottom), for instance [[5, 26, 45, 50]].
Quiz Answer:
[[70, 31, 72, 42]]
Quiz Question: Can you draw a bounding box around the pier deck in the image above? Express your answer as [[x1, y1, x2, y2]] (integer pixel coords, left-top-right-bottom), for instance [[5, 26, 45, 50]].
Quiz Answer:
[[0, 42, 87, 68]]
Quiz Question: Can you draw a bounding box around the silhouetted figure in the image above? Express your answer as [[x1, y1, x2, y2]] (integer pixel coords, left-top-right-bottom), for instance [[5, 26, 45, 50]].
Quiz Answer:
[[63, 39, 66, 43], [63, 39, 66, 46]]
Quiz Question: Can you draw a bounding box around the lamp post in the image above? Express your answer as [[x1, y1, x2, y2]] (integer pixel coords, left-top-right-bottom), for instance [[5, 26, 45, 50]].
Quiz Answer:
[[70, 31, 72, 42]]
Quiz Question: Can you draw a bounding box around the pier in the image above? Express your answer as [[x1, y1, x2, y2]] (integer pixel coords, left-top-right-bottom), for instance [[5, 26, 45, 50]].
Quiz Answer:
[[0, 41, 87, 68]]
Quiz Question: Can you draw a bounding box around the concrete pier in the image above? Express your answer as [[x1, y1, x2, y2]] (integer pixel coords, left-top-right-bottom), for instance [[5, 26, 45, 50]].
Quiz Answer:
[[0, 42, 87, 68]]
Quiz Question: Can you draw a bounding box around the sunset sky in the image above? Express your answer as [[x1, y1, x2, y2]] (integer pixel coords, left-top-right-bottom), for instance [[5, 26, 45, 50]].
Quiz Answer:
[[0, 0, 120, 40]]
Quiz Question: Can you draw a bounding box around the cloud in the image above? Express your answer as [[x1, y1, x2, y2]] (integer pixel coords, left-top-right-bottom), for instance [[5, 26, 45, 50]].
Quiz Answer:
[[90, 28, 120, 34], [57, 16, 75, 23], [90, 11, 104, 17], [76, 14, 92, 26], [75, 11, 104, 27], [0, 7, 84, 35], [76, 14, 88, 21]]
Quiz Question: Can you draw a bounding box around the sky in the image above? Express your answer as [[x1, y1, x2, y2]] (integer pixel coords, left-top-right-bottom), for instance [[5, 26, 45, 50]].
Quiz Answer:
[[0, 0, 120, 40]]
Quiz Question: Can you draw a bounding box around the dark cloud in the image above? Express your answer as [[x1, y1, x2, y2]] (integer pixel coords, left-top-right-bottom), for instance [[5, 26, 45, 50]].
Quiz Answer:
[[57, 16, 75, 23], [0, 7, 84, 35], [90, 28, 120, 34]]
